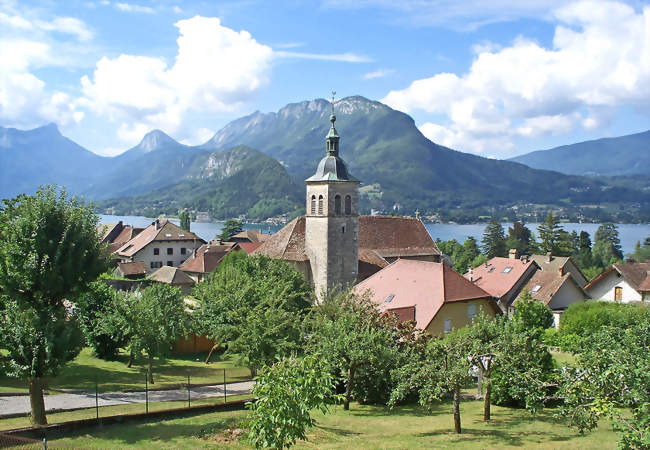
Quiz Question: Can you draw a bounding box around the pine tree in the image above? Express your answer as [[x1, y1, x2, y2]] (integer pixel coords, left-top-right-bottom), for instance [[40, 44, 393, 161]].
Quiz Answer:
[[505, 221, 532, 255], [592, 223, 623, 267], [179, 210, 191, 232], [537, 211, 564, 254], [482, 218, 506, 259]]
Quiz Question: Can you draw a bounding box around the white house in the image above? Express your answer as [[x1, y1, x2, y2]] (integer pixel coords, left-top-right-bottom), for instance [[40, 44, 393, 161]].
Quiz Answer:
[[585, 261, 650, 303], [115, 219, 206, 270]]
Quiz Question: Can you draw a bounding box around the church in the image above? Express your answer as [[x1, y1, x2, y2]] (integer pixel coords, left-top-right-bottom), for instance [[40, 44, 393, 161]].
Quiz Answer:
[[252, 107, 441, 298]]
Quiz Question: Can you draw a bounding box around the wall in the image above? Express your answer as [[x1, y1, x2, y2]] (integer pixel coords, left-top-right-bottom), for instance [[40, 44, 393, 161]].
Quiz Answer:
[[548, 280, 587, 311], [425, 299, 496, 336], [587, 270, 642, 303], [132, 240, 204, 270]]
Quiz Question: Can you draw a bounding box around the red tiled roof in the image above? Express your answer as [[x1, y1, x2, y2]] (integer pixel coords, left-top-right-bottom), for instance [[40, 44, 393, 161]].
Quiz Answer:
[[466, 257, 537, 299], [231, 229, 272, 242], [179, 242, 236, 274], [150, 266, 195, 285], [116, 261, 149, 276], [526, 271, 573, 305], [236, 242, 264, 254], [613, 261, 650, 291], [251, 217, 309, 261], [354, 259, 494, 330], [116, 220, 205, 257]]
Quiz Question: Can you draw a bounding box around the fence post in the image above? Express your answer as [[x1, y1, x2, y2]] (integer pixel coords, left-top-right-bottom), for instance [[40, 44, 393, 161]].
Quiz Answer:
[[223, 368, 227, 403], [42, 437, 47, 450], [145, 373, 149, 414], [95, 379, 99, 421], [187, 374, 191, 409]]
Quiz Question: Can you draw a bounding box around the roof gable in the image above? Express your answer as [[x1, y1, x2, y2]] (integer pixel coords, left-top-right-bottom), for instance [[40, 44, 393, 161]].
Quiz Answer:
[[150, 266, 195, 285], [116, 220, 205, 257], [466, 257, 537, 299]]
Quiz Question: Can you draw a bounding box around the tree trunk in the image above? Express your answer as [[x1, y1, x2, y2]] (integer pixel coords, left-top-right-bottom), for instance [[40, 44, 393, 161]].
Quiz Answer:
[[249, 366, 257, 378], [127, 350, 134, 368], [453, 386, 461, 434], [483, 377, 492, 422], [204, 345, 218, 364], [147, 356, 154, 384], [29, 377, 47, 426], [344, 365, 355, 411]]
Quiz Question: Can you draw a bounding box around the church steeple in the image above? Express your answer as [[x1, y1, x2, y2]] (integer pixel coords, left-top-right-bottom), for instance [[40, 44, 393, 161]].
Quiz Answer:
[[326, 92, 339, 156]]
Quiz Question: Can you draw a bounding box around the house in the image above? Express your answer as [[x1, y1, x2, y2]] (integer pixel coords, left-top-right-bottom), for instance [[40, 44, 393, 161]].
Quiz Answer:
[[179, 241, 237, 282], [354, 259, 499, 336], [585, 261, 650, 303], [114, 261, 149, 280], [230, 229, 272, 243], [114, 219, 205, 270], [98, 221, 144, 253], [149, 266, 196, 295], [523, 270, 590, 328], [529, 252, 589, 288], [465, 250, 539, 313]]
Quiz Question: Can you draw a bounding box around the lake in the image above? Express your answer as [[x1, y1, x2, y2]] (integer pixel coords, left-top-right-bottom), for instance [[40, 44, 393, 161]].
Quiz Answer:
[[100, 215, 650, 256]]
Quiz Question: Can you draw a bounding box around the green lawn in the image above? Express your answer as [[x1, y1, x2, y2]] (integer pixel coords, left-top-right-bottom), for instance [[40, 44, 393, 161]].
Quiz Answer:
[[47, 400, 619, 449], [0, 348, 251, 394]]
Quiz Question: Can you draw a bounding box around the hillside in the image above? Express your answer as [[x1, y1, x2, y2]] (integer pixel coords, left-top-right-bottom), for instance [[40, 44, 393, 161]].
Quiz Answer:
[[509, 130, 650, 176], [99, 146, 303, 220]]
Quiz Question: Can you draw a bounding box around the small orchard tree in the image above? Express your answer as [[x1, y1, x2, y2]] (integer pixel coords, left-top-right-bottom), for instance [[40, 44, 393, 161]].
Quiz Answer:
[[0, 186, 109, 425], [217, 218, 243, 241], [247, 354, 341, 449]]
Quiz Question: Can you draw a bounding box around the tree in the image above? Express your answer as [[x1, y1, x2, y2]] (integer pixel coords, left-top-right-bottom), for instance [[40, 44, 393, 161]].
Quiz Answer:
[[307, 290, 398, 411], [194, 253, 312, 373], [179, 210, 191, 232], [247, 354, 341, 449], [592, 223, 623, 267], [512, 289, 554, 338], [217, 218, 243, 241], [102, 284, 188, 383], [537, 211, 564, 255], [629, 236, 650, 261], [0, 186, 109, 425], [505, 221, 533, 255], [481, 218, 506, 258], [574, 231, 593, 269]]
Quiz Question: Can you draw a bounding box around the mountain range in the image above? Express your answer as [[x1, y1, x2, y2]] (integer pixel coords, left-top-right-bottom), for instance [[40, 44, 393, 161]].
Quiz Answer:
[[1, 96, 648, 222]]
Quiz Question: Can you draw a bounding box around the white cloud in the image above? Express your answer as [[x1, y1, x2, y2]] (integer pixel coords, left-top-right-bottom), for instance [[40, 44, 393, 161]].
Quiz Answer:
[[80, 16, 273, 144], [35, 17, 93, 41], [363, 68, 395, 80], [383, 1, 650, 157], [115, 2, 155, 14], [275, 51, 371, 63]]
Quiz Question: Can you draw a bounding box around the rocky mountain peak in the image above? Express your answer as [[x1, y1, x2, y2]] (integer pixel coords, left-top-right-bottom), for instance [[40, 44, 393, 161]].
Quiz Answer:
[[135, 129, 178, 153]]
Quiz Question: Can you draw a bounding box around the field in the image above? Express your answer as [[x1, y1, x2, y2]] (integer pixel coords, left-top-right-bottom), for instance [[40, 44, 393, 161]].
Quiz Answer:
[[47, 400, 619, 449], [0, 348, 251, 394]]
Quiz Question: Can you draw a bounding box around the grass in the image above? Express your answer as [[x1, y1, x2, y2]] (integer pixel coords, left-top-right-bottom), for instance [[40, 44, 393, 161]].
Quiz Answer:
[[0, 348, 251, 394], [45, 400, 619, 449]]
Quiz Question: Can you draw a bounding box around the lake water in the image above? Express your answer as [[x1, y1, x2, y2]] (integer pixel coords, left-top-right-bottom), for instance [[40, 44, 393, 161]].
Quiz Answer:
[[100, 215, 650, 256]]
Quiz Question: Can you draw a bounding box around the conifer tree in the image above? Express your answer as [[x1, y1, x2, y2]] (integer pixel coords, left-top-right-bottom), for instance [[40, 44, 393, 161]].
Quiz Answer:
[[537, 211, 563, 254], [481, 218, 506, 258]]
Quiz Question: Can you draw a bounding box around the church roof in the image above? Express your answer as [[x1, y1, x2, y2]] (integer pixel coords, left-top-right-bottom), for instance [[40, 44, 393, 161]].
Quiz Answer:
[[251, 215, 441, 262], [305, 154, 359, 182]]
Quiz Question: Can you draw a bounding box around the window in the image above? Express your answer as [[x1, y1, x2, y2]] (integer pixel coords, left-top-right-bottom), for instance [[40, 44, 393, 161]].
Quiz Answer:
[[444, 318, 452, 334], [615, 286, 623, 301], [165, 233, 172, 238], [318, 195, 324, 215], [502, 266, 512, 273], [310, 195, 316, 214], [180, 248, 186, 255], [345, 195, 352, 215], [334, 194, 341, 215], [341, 226, 345, 234], [385, 294, 395, 303], [468, 304, 477, 319], [150, 261, 162, 269], [488, 267, 495, 273], [153, 248, 160, 255], [167, 248, 173, 255], [167, 261, 173, 266], [531, 285, 542, 293]]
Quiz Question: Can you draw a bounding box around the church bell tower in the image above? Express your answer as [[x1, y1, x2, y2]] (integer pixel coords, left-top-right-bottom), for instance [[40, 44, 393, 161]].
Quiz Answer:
[[305, 94, 360, 300]]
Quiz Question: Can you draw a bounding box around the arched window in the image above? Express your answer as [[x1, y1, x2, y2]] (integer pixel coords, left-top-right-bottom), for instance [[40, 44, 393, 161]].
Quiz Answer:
[[318, 195, 324, 215], [334, 194, 341, 215], [310, 195, 316, 215], [345, 195, 352, 215]]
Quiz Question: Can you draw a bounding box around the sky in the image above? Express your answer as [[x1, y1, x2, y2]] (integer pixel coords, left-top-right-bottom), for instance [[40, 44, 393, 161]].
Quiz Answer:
[[1, 0, 649, 158]]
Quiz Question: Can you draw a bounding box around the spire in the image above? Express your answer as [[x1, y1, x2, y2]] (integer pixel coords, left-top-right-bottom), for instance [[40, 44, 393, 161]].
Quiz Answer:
[[326, 91, 339, 156]]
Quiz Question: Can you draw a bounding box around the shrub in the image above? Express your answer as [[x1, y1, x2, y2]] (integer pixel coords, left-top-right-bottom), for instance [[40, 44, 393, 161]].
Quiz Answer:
[[559, 301, 650, 339]]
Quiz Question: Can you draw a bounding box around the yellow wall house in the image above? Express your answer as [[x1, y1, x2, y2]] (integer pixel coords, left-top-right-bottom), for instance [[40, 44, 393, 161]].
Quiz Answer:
[[354, 259, 500, 336]]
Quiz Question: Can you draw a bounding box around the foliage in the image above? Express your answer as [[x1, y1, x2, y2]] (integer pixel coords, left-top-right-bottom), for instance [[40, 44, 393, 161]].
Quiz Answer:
[[218, 219, 243, 241], [0, 186, 109, 425], [247, 354, 341, 449], [558, 318, 650, 448], [194, 253, 312, 375], [592, 223, 624, 267], [75, 281, 126, 360], [628, 235, 650, 261], [179, 210, 191, 231], [512, 289, 554, 338], [481, 218, 506, 258], [537, 211, 575, 256], [436, 237, 481, 274], [505, 221, 536, 255]]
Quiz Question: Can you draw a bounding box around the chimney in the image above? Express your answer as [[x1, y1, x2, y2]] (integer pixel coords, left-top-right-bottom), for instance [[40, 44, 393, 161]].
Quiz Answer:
[[509, 249, 518, 260], [559, 267, 564, 276], [547, 251, 552, 263], [469, 268, 474, 282]]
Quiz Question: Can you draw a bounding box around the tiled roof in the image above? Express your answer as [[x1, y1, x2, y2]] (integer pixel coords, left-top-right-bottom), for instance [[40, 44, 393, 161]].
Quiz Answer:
[[358, 249, 389, 268], [466, 257, 537, 299], [529, 254, 588, 286], [252, 215, 441, 262], [179, 242, 236, 274], [236, 242, 264, 254], [231, 229, 272, 243], [354, 259, 494, 330], [613, 261, 650, 292], [117, 261, 149, 276], [116, 220, 205, 257], [98, 223, 118, 241], [150, 266, 195, 285], [526, 271, 573, 306]]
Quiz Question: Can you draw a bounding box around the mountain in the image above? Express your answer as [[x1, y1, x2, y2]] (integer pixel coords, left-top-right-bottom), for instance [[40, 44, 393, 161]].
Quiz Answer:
[[202, 96, 648, 215], [99, 146, 303, 220], [509, 130, 650, 176], [0, 123, 107, 198]]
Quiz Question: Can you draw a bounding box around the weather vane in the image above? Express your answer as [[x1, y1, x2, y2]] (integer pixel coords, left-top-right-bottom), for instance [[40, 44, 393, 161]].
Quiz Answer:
[[331, 90, 336, 114]]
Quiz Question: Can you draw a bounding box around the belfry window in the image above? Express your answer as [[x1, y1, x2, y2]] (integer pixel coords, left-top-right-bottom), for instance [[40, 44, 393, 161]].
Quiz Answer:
[[310, 195, 316, 214], [334, 194, 341, 215], [345, 195, 352, 215], [318, 195, 324, 215]]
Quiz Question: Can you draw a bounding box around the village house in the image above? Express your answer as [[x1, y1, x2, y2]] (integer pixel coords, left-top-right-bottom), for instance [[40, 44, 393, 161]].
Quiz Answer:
[[114, 261, 149, 280], [524, 269, 589, 328], [114, 219, 205, 270], [149, 265, 196, 295], [529, 252, 589, 288], [179, 241, 237, 282], [98, 221, 144, 253], [230, 229, 271, 243], [586, 261, 650, 303], [354, 259, 499, 336]]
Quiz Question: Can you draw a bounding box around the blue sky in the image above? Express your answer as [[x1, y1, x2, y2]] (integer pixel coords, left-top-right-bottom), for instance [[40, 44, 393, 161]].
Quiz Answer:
[[1, 0, 649, 158]]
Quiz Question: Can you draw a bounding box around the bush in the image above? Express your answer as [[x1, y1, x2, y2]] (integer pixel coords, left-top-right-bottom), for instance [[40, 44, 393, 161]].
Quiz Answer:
[[559, 301, 650, 339]]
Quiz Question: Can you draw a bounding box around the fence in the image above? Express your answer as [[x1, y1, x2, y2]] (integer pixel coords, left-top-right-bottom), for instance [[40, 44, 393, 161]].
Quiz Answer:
[[0, 368, 254, 431], [0, 433, 43, 449]]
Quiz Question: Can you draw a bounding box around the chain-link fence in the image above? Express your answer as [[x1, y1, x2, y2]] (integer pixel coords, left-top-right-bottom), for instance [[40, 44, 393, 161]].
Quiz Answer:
[[0, 433, 42, 449]]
